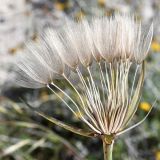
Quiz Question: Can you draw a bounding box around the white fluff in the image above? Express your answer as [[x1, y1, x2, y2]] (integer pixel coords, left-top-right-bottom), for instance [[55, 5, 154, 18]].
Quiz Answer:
[[45, 27, 79, 69], [16, 40, 64, 88], [92, 14, 153, 62]]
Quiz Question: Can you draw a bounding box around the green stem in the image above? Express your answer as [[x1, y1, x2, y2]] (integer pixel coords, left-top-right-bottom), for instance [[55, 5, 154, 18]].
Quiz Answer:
[[103, 138, 114, 160]]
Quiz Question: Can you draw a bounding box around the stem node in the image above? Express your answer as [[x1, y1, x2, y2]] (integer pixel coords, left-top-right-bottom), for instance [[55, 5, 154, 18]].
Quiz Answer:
[[102, 135, 114, 160]]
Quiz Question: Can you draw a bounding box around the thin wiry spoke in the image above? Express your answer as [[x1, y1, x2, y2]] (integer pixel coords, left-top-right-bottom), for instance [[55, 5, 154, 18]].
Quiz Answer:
[[129, 65, 140, 103], [98, 62, 109, 100], [98, 65, 106, 104], [88, 65, 108, 132], [51, 82, 81, 113], [105, 62, 111, 95], [87, 67, 106, 133], [111, 63, 121, 132], [50, 82, 101, 132], [47, 84, 77, 116], [112, 107, 123, 133], [76, 68, 102, 133], [76, 68, 95, 112], [62, 73, 86, 109], [112, 62, 126, 132], [122, 63, 144, 128], [86, 78, 101, 114], [117, 100, 156, 136], [87, 72, 106, 132], [107, 61, 131, 133], [75, 76, 102, 131], [116, 61, 131, 132]]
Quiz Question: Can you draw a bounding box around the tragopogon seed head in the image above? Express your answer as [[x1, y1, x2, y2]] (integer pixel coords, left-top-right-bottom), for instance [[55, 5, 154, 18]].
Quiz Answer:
[[15, 14, 153, 136]]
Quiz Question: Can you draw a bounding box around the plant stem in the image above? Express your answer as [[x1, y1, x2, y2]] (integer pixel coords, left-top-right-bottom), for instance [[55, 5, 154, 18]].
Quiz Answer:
[[103, 138, 114, 160]]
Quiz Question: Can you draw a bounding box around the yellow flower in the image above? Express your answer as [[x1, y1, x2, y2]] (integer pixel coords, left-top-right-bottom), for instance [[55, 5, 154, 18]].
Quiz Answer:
[[98, 0, 105, 6], [75, 111, 82, 119], [55, 1, 70, 11], [75, 11, 85, 21], [55, 2, 65, 10], [156, 151, 160, 160], [151, 41, 160, 52], [139, 102, 151, 112], [8, 44, 23, 55], [40, 91, 49, 101], [0, 107, 8, 114]]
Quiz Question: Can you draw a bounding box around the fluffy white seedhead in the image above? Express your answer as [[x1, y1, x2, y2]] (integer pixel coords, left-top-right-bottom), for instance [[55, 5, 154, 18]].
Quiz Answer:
[[15, 14, 153, 136]]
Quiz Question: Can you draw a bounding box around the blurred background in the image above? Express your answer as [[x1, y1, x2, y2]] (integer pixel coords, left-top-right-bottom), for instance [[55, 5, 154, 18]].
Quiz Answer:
[[0, 0, 160, 160]]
